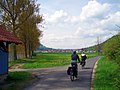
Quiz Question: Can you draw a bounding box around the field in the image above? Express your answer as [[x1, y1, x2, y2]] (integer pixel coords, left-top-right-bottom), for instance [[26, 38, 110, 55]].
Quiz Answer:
[[94, 56, 120, 90], [9, 52, 98, 69]]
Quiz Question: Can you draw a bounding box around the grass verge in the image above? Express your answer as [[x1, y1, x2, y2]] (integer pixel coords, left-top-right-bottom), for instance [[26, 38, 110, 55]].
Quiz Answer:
[[94, 56, 120, 90], [0, 71, 36, 90]]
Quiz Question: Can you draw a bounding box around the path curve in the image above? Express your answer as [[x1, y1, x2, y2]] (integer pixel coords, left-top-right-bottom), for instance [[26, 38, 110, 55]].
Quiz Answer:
[[11, 56, 101, 90]]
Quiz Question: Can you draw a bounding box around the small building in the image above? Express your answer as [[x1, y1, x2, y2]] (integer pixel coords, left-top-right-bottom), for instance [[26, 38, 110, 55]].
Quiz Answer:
[[0, 25, 22, 81]]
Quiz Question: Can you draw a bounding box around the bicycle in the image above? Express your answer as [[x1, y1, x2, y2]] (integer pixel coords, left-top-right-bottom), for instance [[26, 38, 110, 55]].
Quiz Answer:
[[81, 60, 86, 68], [69, 62, 80, 81]]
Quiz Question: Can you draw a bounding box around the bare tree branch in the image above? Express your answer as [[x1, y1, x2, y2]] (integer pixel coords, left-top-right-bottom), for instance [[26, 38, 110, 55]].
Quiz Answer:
[[0, 2, 13, 18]]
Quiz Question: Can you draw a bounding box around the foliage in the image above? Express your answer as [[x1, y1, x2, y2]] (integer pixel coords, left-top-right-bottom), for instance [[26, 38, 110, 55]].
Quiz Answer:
[[94, 57, 120, 90], [103, 33, 120, 88], [0, 0, 43, 60], [102, 34, 120, 65], [18, 10, 43, 58]]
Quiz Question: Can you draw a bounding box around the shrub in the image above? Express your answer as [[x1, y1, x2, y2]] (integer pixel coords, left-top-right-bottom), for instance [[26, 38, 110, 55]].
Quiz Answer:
[[102, 34, 120, 89], [102, 34, 120, 65]]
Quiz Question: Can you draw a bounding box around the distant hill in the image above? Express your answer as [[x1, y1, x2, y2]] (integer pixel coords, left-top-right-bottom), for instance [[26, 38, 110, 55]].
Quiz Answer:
[[85, 34, 120, 52], [37, 44, 54, 50], [37, 34, 119, 52]]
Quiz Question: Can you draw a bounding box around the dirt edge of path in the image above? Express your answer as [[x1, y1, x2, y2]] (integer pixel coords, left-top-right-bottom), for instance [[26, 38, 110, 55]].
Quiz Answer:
[[90, 57, 100, 90]]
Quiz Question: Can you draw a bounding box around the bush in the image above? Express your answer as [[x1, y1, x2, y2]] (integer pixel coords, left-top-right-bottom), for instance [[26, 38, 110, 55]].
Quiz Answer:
[[102, 34, 120, 90], [102, 34, 120, 65]]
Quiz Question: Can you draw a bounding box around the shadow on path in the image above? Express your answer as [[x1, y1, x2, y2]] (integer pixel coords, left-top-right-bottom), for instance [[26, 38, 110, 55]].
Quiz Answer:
[[21, 56, 101, 90]]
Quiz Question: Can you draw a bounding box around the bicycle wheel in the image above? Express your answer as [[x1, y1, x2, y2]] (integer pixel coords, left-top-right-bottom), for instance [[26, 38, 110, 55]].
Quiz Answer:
[[70, 68, 74, 81], [81, 61, 85, 69]]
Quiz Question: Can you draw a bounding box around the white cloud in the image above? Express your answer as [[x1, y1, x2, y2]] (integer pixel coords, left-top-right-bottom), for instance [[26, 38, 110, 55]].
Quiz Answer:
[[41, 32, 96, 49], [45, 10, 67, 23], [40, 0, 120, 49], [74, 27, 108, 39], [100, 12, 120, 31], [64, 16, 80, 23], [80, 0, 111, 21]]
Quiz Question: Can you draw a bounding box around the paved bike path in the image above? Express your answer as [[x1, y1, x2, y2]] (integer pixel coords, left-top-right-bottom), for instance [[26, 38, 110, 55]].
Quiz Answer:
[[23, 56, 100, 90]]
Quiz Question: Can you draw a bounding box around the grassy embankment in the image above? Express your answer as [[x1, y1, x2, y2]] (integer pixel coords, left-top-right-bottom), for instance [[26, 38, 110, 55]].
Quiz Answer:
[[94, 56, 120, 90], [9, 52, 98, 69]]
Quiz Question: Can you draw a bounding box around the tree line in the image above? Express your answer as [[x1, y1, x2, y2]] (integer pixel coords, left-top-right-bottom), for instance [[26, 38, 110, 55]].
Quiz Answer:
[[0, 0, 43, 60]]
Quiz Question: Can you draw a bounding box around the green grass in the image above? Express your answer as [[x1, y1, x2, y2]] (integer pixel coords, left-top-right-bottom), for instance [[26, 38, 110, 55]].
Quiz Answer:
[[86, 52, 99, 59], [94, 56, 120, 90], [0, 72, 35, 90], [9, 52, 98, 69]]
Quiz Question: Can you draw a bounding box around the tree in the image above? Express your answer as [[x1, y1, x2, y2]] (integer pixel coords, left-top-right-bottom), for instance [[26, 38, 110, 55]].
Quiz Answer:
[[18, 14, 43, 58], [0, 0, 41, 60]]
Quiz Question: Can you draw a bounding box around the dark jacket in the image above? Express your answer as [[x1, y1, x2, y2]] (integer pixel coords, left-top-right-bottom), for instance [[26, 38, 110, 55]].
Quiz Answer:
[[71, 53, 80, 62]]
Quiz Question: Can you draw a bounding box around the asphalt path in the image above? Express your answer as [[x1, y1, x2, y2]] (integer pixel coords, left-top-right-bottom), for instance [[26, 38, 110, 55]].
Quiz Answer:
[[23, 56, 101, 90]]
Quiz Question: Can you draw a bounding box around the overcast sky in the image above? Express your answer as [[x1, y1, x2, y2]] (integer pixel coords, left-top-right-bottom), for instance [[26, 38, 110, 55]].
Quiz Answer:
[[37, 0, 120, 49]]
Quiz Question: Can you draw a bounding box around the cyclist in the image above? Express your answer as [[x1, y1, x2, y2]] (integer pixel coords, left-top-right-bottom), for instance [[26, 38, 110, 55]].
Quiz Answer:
[[81, 52, 87, 68], [71, 50, 80, 78]]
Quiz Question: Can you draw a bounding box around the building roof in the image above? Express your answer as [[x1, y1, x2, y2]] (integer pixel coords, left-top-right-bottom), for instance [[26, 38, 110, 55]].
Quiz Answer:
[[0, 25, 22, 44]]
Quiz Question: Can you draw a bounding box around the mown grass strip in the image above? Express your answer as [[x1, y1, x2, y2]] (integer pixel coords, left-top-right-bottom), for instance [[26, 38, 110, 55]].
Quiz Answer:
[[94, 56, 119, 90]]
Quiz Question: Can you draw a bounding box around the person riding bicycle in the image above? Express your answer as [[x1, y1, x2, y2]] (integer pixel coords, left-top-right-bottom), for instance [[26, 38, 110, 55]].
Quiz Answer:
[[81, 52, 87, 68], [71, 50, 80, 78]]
